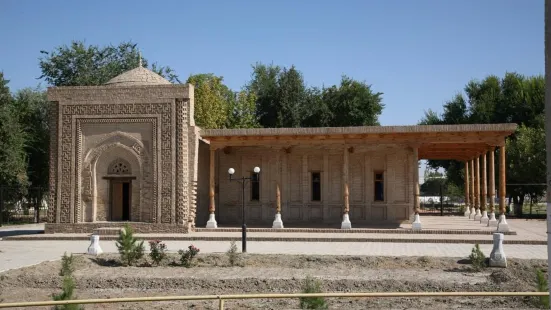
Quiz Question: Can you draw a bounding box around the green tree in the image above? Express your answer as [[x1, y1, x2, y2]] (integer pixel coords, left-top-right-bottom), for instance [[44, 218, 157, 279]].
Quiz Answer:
[[227, 90, 260, 128], [319, 75, 384, 126], [39, 41, 180, 86], [506, 123, 546, 215], [186, 73, 233, 129], [276, 65, 306, 128], [301, 87, 332, 127], [246, 63, 283, 128], [247, 63, 385, 128], [12, 88, 49, 190], [0, 73, 28, 199], [420, 170, 446, 196]]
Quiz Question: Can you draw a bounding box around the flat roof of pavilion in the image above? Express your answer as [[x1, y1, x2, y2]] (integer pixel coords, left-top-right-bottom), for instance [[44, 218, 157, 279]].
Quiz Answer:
[[201, 123, 518, 161]]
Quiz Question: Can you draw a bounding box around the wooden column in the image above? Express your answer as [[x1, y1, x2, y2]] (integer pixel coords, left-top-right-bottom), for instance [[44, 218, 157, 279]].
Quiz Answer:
[[489, 149, 495, 213], [343, 146, 350, 214], [276, 154, 281, 214], [412, 147, 420, 214], [464, 160, 470, 209], [481, 153, 487, 212], [475, 157, 480, 210], [499, 145, 506, 214], [469, 159, 475, 210], [208, 148, 216, 215], [276, 184, 281, 213]]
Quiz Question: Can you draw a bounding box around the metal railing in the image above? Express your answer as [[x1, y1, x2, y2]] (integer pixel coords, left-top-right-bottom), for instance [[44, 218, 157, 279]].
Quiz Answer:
[[0, 291, 548, 309]]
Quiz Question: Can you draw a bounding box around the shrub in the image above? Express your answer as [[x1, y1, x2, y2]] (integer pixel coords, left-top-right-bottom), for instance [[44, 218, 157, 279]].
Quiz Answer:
[[52, 275, 84, 310], [535, 269, 549, 308], [469, 244, 486, 271], [115, 224, 145, 266], [148, 240, 167, 266], [299, 276, 328, 309], [53, 254, 83, 310], [60, 252, 75, 276], [178, 245, 200, 268], [226, 241, 241, 266]]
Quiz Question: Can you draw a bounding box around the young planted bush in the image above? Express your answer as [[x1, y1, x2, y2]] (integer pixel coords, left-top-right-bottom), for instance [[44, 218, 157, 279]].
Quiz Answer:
[[178, 245, 200, 268], [148, 240, 167, 266], [52, 252, 83, 310], [116, 224, 145, 266], [60, 252, 75, 276], [535, 269, 549, 308], [226, 241, 241, 266], [52, 275, 84, 310], [469, 244, 486, 271], [299, 276, 328, 310]]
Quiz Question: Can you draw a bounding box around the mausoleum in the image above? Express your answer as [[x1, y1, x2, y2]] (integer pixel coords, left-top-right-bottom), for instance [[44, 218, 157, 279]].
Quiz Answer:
[[45, 64, 517, 234]]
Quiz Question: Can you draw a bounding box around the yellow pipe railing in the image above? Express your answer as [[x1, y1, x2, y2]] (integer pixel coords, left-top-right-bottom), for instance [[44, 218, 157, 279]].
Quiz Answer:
[[0, 291, 548, 309]]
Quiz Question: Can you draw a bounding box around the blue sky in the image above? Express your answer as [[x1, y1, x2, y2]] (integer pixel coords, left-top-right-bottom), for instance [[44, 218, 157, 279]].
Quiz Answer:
[[1, 0, 543, 181], [0, 0, 543, 126]]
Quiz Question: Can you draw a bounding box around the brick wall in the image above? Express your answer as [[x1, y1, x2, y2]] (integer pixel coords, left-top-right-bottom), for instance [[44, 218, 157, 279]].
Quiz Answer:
[[209, 145, 414, 226], [45, 222, 188, 234]]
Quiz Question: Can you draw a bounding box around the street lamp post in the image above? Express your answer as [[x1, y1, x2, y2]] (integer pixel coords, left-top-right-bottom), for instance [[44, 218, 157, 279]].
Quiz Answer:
[[228, 166, 260, 253]]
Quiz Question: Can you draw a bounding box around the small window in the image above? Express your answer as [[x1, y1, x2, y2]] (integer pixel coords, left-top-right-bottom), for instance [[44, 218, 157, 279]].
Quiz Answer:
[[374, 172, 384, 201], [251, 172, 260, 201], [311, 172, 321, 201]]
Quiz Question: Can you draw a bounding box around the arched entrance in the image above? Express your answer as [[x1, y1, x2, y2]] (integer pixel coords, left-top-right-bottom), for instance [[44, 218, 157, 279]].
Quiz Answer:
[[81, 131, 153, 223]]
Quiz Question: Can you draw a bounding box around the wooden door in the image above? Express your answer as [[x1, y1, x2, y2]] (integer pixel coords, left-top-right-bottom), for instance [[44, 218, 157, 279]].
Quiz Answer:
[[111, 182, 124, 221]]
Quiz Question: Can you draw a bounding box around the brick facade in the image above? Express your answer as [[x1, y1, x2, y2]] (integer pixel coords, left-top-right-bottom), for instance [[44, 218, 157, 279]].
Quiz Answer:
[[205, 145, 414, 226], [46, 73, 197, 233]]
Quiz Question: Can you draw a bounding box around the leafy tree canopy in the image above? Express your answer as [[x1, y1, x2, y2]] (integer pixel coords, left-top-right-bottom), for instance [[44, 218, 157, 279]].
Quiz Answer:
[[39, 41, 180, 86]]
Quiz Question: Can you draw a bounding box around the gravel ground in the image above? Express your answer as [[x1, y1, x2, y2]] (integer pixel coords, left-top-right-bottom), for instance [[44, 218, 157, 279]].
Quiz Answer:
[[0, 253, 548, 309]]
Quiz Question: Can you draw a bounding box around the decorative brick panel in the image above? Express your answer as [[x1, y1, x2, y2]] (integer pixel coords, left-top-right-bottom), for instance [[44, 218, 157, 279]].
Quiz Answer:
[[47, 84, 194, 232]]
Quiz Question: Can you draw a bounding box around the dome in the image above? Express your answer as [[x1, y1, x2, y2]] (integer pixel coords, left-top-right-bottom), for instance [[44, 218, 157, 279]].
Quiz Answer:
[[104, 67, 172, 86]]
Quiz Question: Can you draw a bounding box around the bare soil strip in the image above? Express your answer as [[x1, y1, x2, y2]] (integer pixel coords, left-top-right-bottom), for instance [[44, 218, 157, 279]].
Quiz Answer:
[[0, 254, 547, 309]]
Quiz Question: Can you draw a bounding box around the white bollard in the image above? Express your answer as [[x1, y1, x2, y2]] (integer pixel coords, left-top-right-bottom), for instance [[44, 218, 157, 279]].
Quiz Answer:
[[412, 214, 422, 230], [272, 213, 284, 229], [489, 233, 507, 267], [206, 213, 218, 228], [341, 213, 352, 229], [469, 207, 476, 219], [87, 234, 103, 256]]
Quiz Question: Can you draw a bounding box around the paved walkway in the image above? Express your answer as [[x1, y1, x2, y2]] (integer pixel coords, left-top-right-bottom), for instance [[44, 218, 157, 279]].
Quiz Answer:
[[0, 216, 548, 272]]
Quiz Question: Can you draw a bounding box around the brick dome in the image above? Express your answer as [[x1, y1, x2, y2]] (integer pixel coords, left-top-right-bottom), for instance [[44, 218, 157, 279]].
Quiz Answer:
[[104, 67, 171, 86]]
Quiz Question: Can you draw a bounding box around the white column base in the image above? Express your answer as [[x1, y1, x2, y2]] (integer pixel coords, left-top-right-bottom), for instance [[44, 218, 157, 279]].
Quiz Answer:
[[464, 206, 471, 217], [272, 213, 284, 229], [412, 214, 422, 230], [341, 214, 352, 229], [489, 233, 507, 267], [474, 209, 482, 221], [469, 208, 476, 219], [206, 213, 218, 228], [496, 214, 509, 232], [488, 212, 498, 227], [87, 234, 103, 256], [480, 211, 489, 224]]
